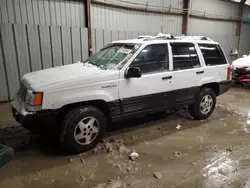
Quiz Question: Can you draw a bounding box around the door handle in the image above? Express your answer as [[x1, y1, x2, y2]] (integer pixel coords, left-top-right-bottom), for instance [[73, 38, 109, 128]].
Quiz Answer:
[[162, 76, 172, 80], [196, 71, 204, 74]]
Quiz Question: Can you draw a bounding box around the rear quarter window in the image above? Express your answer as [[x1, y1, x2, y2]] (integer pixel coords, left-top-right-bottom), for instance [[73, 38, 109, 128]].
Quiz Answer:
[[198, 44, 227, 66]]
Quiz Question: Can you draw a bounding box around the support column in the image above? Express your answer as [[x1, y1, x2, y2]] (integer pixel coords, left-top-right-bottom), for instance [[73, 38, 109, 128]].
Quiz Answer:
[[182, 0, 190, 35], [86, 0, 92, 56], [236, 0, 246, 36]]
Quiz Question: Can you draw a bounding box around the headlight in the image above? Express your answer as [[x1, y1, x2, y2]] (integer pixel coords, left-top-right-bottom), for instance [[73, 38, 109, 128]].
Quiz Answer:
[[25, 90, 43, 106]]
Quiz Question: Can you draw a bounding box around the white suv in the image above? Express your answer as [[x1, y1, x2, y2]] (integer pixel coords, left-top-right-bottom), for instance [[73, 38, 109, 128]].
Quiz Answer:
[[12, 35, 232, 153]]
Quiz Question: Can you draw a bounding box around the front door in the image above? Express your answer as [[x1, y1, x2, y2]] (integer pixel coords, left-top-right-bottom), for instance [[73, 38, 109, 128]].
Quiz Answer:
[[169, 42, 204, 107], [118, 43, 173, 116]]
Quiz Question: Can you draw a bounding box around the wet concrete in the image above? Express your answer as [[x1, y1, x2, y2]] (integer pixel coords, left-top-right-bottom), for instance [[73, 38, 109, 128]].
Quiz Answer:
[[0, 87, 250, 188], [0, 103, 19, 129]]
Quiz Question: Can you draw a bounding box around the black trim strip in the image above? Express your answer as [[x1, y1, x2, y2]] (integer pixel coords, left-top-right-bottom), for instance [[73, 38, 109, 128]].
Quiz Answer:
[[108, 86, 200, 121]]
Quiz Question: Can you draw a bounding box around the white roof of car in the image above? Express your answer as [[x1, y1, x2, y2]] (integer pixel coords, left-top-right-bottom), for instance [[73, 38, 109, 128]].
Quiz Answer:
[[111, 33, 219, 45]]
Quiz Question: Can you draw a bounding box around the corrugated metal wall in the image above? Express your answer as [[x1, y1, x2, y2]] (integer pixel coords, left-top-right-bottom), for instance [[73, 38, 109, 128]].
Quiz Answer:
[[243, 5, 250, 22], [239, 23, 250, 56], [190, 0, 239, 17], [189, 0, 241, 62], [91, 1, 183, 34], [240, 6, 250, 56], [0, 0, 88, 102], [188, 18, 239, 61], [91, 28, 161, 52], [0, 0, 86, 26], [111, 0, 183, 9], [0, 0, 250, 102]]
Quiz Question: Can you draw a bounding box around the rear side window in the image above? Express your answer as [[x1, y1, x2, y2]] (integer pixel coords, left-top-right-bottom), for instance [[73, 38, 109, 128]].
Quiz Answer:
[[198, 44, 227, 66], [171, 43, 200, 71]]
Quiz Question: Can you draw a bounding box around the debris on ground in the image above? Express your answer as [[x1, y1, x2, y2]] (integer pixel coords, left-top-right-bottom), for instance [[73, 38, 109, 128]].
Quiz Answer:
[[68, 157, 81, 164], [226, 147, 233, 152], [197, 136, 204, 143], [173, 151, 182, 158], [153, 172, 163, 179], [105, 142, 113, 153], [106, 142, 139, 175], [176, 124, 181, 130], [107, 179, 114, 184], [80, 158, 85, 164], [129, 152, 139, 161], [118, 145, 130, 154], [190, 162, 196, 166], [92, 145, 105, 154], [214, 147, 218, 152], [147, 164, 152, 168], [92, 180, 126, 188], [131, 135, 140, 140]]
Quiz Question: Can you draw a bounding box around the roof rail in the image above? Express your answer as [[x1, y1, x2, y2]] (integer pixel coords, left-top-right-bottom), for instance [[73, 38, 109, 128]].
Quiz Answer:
[[175, 36, 214, 41], [140, 33, 176, 41], [136, 33, 213, 41], [137, 35, 154, 39]]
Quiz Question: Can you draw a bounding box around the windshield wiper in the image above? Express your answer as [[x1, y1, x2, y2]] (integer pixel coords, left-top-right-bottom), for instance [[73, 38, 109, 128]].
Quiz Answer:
[[83, 61, 96, 66]]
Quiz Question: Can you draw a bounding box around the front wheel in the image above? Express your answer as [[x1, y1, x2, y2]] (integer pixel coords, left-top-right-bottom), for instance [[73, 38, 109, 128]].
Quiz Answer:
[[59, 106, 106, 154], [188, 88, 216, 120]]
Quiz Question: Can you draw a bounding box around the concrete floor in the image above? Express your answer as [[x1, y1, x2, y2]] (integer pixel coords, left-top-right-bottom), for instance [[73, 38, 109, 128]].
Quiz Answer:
[[0, 86, 250, 188]]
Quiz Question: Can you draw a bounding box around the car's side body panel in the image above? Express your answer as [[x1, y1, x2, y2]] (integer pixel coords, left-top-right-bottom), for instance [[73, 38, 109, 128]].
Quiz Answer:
[[42, 71, 120, 109]]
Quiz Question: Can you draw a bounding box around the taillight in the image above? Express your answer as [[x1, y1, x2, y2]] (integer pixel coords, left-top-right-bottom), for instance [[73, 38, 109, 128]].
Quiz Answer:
[[227, 67, 231, 80]]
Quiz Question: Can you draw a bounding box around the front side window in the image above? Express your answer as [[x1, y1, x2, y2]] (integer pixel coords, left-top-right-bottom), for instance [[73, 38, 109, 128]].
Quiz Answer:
[[198, 44, 227, 66], [130, 44, 169, 74], [84, 43, 141, 70], [171, 43, 200, 71]]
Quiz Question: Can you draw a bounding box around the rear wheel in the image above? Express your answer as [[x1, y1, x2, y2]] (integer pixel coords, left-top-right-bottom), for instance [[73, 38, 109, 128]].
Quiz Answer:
[[188, 88, 216, 120], [59, 106, 106, 154]]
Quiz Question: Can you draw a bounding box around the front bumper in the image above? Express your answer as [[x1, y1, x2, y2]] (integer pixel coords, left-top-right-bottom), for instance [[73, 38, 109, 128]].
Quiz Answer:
[[219, 80, 233, 95], [234, 68, 250, 77], [12, 108, 58, 133]]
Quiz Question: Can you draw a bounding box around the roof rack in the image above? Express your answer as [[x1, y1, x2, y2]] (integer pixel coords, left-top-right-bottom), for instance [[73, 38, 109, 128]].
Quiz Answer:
[[137, 35, 154, 40], [175, 35, 214, 41], [137, 33, 214, 41], [139, 33, 175, 41]]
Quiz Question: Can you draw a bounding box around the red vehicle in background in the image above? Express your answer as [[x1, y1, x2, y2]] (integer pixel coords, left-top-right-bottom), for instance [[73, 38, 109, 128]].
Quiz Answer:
[[231, 52, 250, 84]]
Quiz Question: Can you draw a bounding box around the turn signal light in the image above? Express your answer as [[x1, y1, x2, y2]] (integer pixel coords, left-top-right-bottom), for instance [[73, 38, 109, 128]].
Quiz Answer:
[[33, 92, 43, 106]]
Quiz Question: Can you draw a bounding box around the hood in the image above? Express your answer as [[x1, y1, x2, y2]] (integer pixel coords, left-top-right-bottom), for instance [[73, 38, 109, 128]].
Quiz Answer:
[[23, 63, 106, 90], [232, 56, 250, 69]]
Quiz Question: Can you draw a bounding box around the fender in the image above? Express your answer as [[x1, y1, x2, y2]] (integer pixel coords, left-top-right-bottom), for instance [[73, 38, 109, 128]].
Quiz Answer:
[[42, 89, 118, 110]]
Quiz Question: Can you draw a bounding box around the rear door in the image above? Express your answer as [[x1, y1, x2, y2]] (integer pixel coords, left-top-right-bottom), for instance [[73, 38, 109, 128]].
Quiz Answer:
[[198, 43, 229, 83], [169, 42, 204, 107]]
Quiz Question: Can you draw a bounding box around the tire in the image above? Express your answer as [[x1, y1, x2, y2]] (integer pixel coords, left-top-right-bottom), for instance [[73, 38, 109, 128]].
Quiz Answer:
[[59, 106, 106, 154], [188, 88, 216, 120]]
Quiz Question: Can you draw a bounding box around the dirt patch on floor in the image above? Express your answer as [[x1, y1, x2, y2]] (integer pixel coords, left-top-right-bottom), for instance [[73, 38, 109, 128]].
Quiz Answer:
[[1, 87, 250, 188]]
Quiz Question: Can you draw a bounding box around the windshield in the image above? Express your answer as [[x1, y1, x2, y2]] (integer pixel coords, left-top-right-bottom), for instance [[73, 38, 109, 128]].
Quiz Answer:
[[84, 43, 141, 70]]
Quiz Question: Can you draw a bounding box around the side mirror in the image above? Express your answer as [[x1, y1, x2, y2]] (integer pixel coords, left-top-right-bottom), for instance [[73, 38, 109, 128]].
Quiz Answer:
[[125, 67, 141, 78]]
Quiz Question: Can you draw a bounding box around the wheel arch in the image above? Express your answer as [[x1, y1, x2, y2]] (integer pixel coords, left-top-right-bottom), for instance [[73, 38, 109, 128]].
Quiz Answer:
[[58, 100, 111, 124], [201, 82, 219, 96]]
